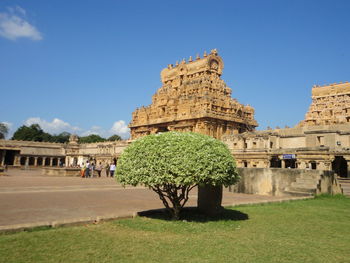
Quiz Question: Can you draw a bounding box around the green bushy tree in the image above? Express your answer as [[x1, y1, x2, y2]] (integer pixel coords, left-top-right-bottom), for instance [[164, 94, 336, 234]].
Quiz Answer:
[[51, 132, 71, 143], [12, 124, 52, 142], [116, 131, 239, 220]]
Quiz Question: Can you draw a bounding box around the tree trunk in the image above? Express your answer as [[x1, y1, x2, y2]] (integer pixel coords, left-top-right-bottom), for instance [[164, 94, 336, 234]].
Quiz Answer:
[[197, 184, 223, 216]]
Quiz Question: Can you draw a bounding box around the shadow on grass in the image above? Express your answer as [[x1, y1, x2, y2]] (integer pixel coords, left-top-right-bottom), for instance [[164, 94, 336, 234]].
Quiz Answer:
[[138, 207, 249, 222]]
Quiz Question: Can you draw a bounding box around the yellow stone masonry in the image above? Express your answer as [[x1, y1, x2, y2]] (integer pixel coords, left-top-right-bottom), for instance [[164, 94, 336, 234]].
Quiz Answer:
[[129, 49, 258, 139], [300, 82, 350, 126]]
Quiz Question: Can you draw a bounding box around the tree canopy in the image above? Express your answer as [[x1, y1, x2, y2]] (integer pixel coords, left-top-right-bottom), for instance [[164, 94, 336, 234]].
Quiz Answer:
[[10, 123, 124, 143], [79, 134, 106, 143], [107, 134, 122, 141], [0, 122, 9, 139], [116, 131, 239, 219], [12, 124, 51, 142]]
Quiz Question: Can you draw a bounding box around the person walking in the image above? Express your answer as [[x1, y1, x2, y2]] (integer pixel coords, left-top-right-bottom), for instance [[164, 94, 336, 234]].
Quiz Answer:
[[105, 163, 110, 177], [90, 163, 95, 178], [109, 163, 116, 178], [80, 162, 85, 178], [96, 162, 102, 177], [84, 161, 90, 178]]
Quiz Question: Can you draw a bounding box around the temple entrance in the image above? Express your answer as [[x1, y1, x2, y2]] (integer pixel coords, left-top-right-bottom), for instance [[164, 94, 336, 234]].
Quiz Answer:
[[270, 156, 281, 168], [29, 157, 35, 166], [310, 161, 317, 170], [284, 159, 296, 168], [156, 127, 169, 133], [3, 150, 19, 165], [332, 156, 348, 178]]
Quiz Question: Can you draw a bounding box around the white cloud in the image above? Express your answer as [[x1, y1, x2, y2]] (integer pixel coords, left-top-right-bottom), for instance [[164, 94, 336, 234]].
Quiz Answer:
[[80, 126, 104, 137], [0, 6, 42, 41], [109, 120, 130, 139], [81, 121, 130, 139], [24, 117, 81, 135], [22, 117, 130, 140]]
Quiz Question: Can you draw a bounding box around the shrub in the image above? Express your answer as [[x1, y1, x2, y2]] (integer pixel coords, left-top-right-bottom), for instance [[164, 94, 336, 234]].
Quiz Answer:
[[116, 132, 239, 219]]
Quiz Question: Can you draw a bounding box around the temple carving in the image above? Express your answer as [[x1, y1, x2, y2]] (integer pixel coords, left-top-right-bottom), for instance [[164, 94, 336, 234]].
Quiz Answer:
[[129, 49, 258, 139], [300, 82, 350, 126]]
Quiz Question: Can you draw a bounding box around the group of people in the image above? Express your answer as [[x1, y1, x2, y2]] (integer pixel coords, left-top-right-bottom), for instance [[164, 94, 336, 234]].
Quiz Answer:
[[80, 161, 116, 178]]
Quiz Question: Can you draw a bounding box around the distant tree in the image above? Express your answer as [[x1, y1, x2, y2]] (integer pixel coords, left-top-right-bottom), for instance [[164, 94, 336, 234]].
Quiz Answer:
[[79, 134, 106, 143], [0, 122, 9, 139], [116, 132, 239, 220], [51, 132, 71, 143], [12, 124, 51, 142], [107, 134, 122, 141]]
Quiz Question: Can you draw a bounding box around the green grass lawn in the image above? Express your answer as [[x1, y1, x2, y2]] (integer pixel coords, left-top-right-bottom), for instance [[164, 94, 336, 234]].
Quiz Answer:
[[1, 195, 349, 263]]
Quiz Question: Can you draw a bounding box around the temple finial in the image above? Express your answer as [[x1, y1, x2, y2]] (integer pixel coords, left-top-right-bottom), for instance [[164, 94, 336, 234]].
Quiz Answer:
[[203, 51, 207, 57]]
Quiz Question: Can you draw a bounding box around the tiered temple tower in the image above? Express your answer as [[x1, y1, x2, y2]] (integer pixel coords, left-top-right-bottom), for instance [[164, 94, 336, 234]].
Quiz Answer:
[[300, 82, 350, 126], [129, 49, 258, 139]]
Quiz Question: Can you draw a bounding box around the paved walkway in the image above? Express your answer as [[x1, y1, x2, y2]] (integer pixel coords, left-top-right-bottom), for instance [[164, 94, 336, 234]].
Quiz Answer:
[[0, 169, 311, 231]]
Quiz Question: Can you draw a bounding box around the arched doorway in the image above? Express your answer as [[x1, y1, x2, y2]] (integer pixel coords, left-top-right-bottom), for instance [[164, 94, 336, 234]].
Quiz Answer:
[[45, 158, 50, 166], [52, 158, 58, 166], [20, 157, 26, 165], [37, 157, 43, 166], [29, 157, 35, 166], [332, 156, 348, 178]]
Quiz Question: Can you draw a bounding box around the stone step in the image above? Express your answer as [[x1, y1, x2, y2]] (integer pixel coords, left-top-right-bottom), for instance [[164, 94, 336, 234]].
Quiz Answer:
[[291, 182, 318, 189], [295, 179, 320, 185], [284, 186, 316, 193], [338, 179, 350, 196], [283, 190, 314, 197], [299, 174, 321, 180]]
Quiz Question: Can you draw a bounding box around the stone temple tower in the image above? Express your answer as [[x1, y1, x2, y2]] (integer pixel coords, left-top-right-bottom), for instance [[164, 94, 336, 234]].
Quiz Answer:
[[129, 49, 258, 140]]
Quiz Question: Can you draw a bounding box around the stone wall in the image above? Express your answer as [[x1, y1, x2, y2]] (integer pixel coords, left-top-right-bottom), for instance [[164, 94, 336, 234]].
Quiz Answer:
[[231, 168, 342, 196], [42, 167, 81, 177]]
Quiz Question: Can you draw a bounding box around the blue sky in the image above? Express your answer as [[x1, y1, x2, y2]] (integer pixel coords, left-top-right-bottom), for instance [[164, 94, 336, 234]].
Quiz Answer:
[[1, 0, 349, 139]]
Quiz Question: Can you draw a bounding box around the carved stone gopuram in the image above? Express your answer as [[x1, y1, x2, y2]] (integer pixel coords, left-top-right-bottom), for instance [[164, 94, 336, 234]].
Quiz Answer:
[[129, 49, 258, 139], [300, 82, 350, 126]]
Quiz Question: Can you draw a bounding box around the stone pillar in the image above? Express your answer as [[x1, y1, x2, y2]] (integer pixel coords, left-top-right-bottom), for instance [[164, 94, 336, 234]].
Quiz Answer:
[[65, 156, 69, 167], [1, 150, 6, 166], [347, 161, 350, 178], [42, 157, 46, 166], [34, 157, 38, 166], [14, 155, 19, 166], [281, 159, 286, 168], [50, 158, 53, 167], [298, 161, 307, 169], [57, 158, 61, 167], [197, 185, 223, 216], [324, 161, 332, 171], [25, 157, 29, 169]]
